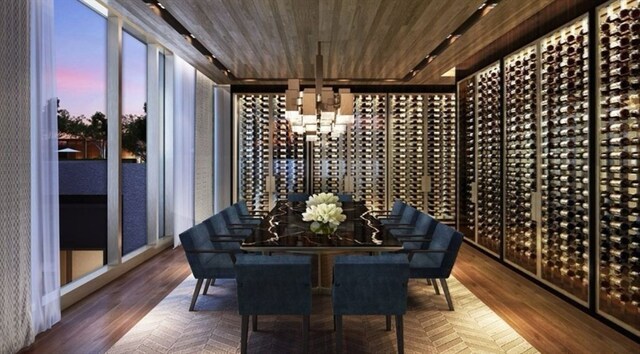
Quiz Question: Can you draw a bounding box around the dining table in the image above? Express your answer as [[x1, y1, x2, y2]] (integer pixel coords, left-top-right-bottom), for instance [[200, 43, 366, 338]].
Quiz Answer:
[[241, 200, 404, 292]]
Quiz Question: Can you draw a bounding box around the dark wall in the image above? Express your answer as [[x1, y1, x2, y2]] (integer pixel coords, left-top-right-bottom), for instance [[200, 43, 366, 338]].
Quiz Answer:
[[59, 161, 147, 255]]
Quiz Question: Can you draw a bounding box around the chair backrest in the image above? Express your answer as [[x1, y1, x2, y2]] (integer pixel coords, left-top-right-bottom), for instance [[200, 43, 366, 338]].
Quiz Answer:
[[390, 200, 406, 216], [413, 223, 464, 277], [235, 255, 312, 315], [202, 212, 231, 236], [201, 213, 243, 251], [222, 205, 242, 225], [332, 254, 409, 316], [235, 200, 250, 216], [399, 205, 418, 225], [401, 212, 439, 250], [179, 223, 235, 279], [287, 192, 310, 202], [337, 193, 353, 202], [413, 212, 438, 236]]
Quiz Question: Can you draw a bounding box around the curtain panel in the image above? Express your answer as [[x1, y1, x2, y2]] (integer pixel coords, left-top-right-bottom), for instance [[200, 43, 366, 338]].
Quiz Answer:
[[172, 56, 196, 247], [30, 0, 61, 336]]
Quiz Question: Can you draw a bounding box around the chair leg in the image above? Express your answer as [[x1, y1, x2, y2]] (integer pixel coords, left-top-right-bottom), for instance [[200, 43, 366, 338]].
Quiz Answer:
[[426, 278, 432, 285], [303, 315, 310, 353], [386, 315, 391, 331], [203, 278, 212, 295], [335, 315, 343, 354], [432, 278, 440, 295], [395, 315, 404, 354], [189, 279, 204, 311], [440, 278, 454, 311], [241, 315, 249, 354], [252, 315, 258, 331]]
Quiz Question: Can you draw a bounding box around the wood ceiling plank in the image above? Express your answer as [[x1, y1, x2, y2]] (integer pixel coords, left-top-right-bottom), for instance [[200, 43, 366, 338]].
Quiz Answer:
[[106, 0, 567, 85], [412, 0, 557, 84], [103, 0, 229, 84]]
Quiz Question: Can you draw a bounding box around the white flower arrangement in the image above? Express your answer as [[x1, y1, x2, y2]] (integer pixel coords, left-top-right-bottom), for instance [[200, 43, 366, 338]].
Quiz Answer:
[[302, 203, 347, 226], [306, 192, 340, 207]]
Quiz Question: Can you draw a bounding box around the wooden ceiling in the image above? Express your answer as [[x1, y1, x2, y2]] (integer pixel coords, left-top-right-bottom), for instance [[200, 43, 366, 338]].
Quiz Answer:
[[105, 0, 561, 85]]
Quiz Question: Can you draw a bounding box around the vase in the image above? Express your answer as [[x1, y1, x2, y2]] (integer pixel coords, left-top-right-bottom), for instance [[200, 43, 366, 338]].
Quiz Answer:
[[310, 221, 338, 235]]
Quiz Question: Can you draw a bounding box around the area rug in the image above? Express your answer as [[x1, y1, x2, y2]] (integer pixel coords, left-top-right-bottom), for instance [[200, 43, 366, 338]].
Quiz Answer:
[[107, 276, 538, 353]]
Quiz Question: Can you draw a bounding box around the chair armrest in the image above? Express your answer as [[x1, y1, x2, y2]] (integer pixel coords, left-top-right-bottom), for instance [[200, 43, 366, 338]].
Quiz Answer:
[[383, 222, 413, 227], [185, 249, 238, 263], [249, 210, 269, 215], [239, 216, 262, 220], [387, 226, 415, 230], [407, 249, 448, 261], [395, 236, 431, 241], [228, 225, 256, 230]]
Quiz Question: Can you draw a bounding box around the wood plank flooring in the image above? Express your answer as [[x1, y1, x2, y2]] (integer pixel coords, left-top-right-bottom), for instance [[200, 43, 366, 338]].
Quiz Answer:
[[21, 243, 640, 354]]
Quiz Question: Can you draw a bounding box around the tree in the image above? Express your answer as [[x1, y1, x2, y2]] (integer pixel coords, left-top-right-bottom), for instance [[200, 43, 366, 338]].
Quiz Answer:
[[57, 99, 108, 158], [122, 114, 146, 162], [57, 100, 147, 161]]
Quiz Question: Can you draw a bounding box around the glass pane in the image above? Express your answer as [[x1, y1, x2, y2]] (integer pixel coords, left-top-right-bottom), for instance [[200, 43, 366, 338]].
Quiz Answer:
[[55, 0, 108, 285], [159, 52, 167, 238], [121, 31, 148, 255]]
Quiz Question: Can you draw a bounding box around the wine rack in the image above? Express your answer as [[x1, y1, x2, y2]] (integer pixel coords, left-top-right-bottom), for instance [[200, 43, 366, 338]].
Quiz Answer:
[[237, 94, 271, 212], [389, 94, 426, 209], [312, 124, 348, 194], [504, 45, 539, 274], [540, 16, 590, 302], [272, 94, 305, 202], [476, 63, 503, 255], [597, 0, 640, 333], [458, 78, 476, 240], [350, 94, 387, 210], [425, 94, 457, 223]]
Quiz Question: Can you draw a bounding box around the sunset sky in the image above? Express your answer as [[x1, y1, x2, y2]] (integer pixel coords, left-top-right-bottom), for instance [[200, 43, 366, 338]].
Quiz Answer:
[[55, 0, 147, 118]]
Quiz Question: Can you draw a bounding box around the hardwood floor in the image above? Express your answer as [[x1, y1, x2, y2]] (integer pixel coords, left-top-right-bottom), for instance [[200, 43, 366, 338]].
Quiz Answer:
[[21, 243, 640, 354], [20, 247, 191, 354]]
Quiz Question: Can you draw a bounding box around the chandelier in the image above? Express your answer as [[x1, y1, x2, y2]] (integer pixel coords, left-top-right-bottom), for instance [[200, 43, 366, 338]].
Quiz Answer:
[[285, 42, 354, 142]]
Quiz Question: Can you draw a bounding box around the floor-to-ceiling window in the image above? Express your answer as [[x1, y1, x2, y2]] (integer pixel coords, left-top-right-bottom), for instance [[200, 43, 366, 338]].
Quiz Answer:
[[121, 31, 148, 255], [54, 0, 108, 285]]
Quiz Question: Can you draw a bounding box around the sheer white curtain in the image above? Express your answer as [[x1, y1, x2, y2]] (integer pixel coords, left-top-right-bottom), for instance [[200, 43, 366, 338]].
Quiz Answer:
[[172, 56, 196, 247], [30, 0, 61, 334]]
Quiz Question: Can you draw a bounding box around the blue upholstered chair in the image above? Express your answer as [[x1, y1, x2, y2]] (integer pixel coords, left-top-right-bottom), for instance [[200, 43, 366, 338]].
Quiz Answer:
[[287, 192, 310, 203], [235, 254, 312, 354], [376, 200, 407, 225], [408, 223, 464, 310], [389, 212, 439, 250], [223, 204, 261, 227], [235, 200, 267, 223], [179, 223, 241, 311], [337, 193, 353, 202], [382, 205, 419, 238], [203, 211, 253, 238], [332, 254, 409, 354]]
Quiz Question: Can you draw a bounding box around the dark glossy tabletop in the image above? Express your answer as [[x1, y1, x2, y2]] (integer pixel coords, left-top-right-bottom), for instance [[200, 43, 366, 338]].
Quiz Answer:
[[241, 200, 403, 252]]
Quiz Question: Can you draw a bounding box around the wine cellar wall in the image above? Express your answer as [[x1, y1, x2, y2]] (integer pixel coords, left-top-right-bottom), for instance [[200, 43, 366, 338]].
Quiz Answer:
[[272, 95, 306, 202], [457, 0, 640, 335], [597, 0, 640, 333], [311, 128, 348, 194], [349, 94, 387, 211], [504, 44, 540, 275], [389, 94, 426, 208], [476, 63, 503, 255], [458, 78, 477, 241], [540, 16, 590, 303], [235, 92, 456, 214], [237, 94, 272, 212], [426, 94, 457, 223]]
